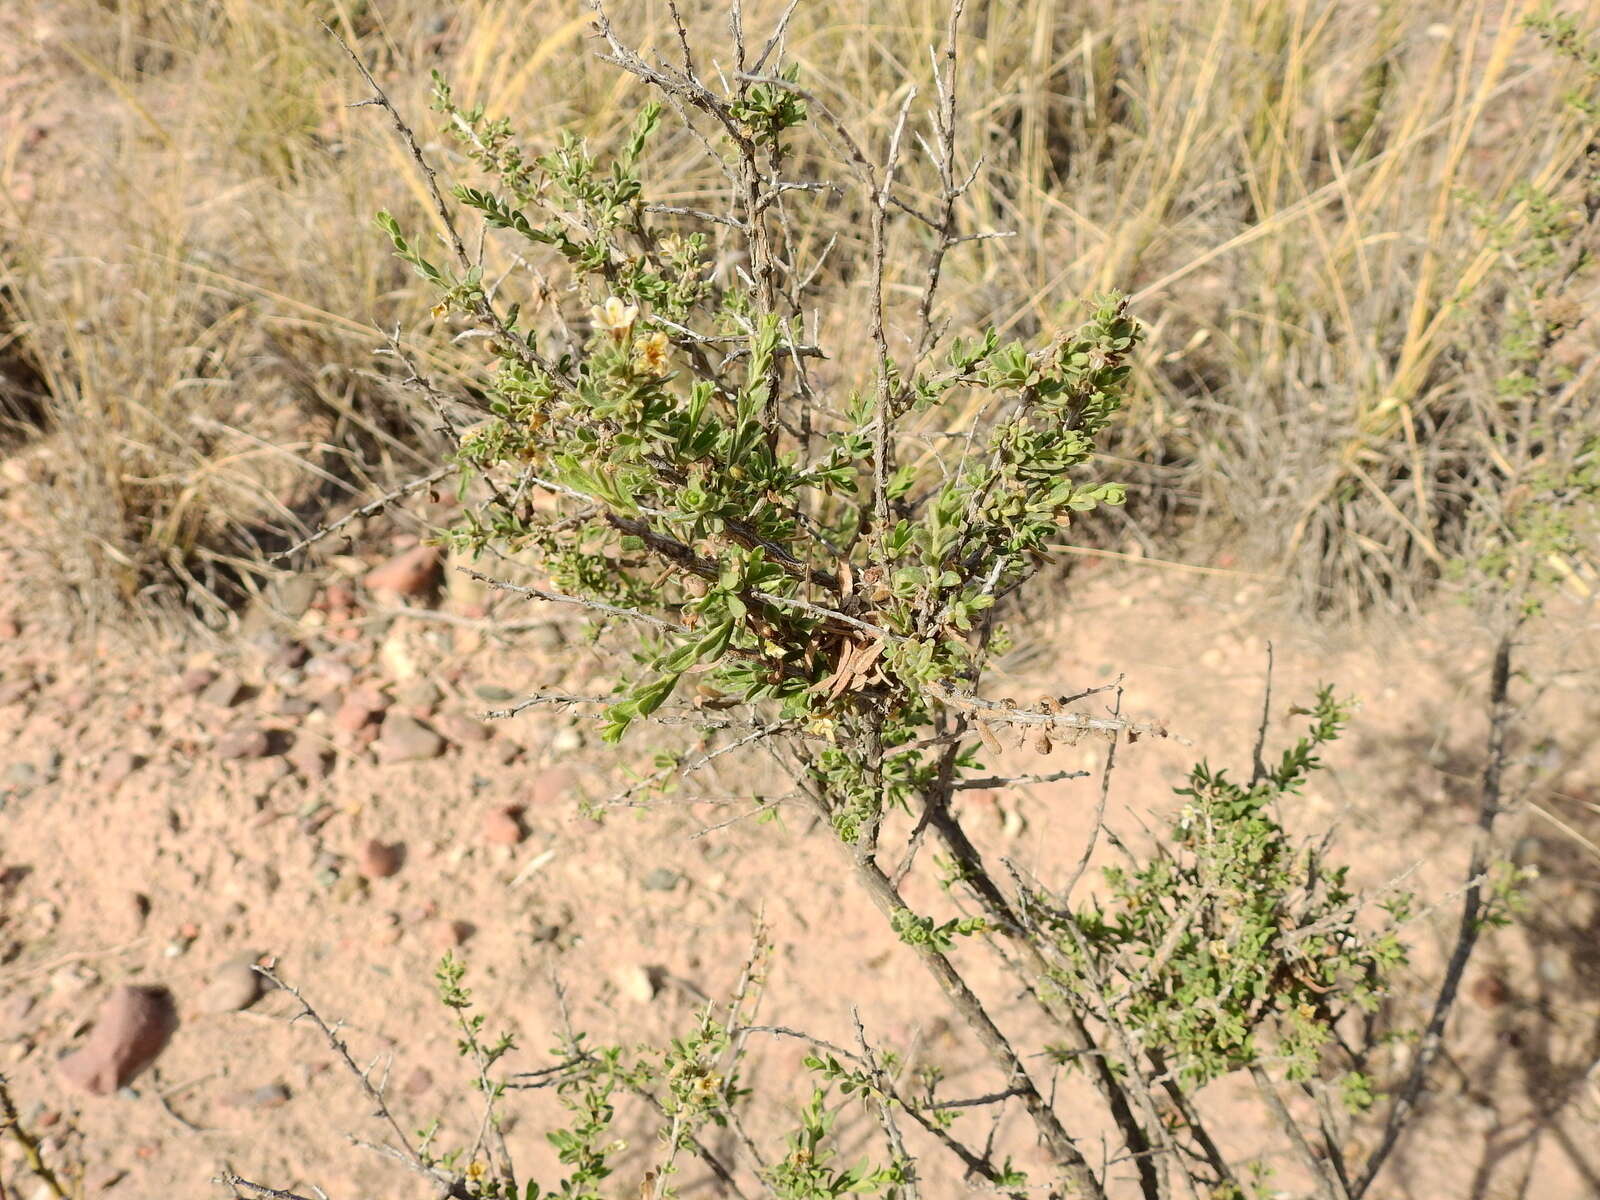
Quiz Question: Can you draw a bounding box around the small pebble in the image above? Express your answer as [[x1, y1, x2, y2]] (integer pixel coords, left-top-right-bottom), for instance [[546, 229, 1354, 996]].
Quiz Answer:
[[288, 741, 333, 780], [429, 920, 474, 950], [179, 667, 217, 696], [379, 634, 419, 681], [216, 728, 270, 760], [402, 1066, 434, 1097], [1537, 955, 1569, 985], [357, 839, 404, 879], [305, 656, 356, 686], [199, 672, 247, 709], [273, 641, 311, 670], [376, 716, 445, 763], [100, 749, 143, 789], [481, 806, 526, 846], [27, 899, 58, 935], [224, 1082, 291, 1110], [528, 769, 572, 807], [276, 695, 315, 718], [334, 686, 389, 734], [395, 680, 442, 712], [50, 964, 99, 995], [1469, 974, 1509, 1009], [437, 712, 491, 744], [642, 867, 681, 893], [616, 964, 661, 1003], [365, 546, 442, 597], [198, 960, 263, 1014]]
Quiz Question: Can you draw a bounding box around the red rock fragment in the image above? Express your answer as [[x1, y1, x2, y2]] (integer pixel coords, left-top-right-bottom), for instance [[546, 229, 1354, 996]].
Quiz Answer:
[[58, 985, 178, 1095], [482, 806, 526, 846], [429, 919, 474, 950], [334, 686, 389, 734], [357, 838, 405, 879], [364, 546, 442, 598], [1470, 973, 1510, 1009]]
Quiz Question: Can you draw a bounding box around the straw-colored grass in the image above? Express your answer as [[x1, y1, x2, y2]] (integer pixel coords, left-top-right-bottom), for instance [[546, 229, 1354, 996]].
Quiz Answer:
[[1, 0, 1595, 624]]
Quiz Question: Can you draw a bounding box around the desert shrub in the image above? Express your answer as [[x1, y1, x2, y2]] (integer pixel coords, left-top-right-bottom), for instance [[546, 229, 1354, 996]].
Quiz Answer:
[[6, 0, 1596, 625], [195, 8, 1544, 1200]]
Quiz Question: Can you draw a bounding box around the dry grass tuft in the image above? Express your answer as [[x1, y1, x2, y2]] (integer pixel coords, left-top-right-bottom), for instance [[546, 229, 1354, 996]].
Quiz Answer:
[[1, 0, 1595, 624]]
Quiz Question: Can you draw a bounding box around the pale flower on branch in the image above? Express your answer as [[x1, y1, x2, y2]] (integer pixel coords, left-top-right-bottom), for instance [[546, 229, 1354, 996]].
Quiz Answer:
[[591, 295, 640, 340], [634, 329, 672, 375]]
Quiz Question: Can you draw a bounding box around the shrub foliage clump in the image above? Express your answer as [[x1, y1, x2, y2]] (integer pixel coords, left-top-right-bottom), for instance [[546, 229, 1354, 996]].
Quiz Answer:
[[228, 6, 1535, 1200]]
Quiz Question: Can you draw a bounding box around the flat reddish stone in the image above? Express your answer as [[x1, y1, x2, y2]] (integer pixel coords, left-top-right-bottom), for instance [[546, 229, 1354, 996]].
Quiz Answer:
[[364, 547, 442, 597], [58, 986, 178, 1095]]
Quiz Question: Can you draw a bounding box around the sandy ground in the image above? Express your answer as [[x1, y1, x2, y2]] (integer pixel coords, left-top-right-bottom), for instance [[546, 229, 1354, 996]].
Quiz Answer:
[[2, 431, 1598, 1200]]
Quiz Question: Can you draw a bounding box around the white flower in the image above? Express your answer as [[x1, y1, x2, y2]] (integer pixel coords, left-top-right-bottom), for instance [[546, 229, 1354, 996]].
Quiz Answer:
[[590, 296, 639, 340]]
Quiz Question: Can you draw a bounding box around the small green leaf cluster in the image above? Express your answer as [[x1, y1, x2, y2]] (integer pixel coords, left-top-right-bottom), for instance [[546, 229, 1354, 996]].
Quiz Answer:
[[1451, 435, 1600, 615], [729, 64, 808, 143], [1064, 690, 1411, 1086], [1462, 180, 1589, 401], [435, 952, 517, 1080], [1475, 858, 1539, 933], [536, 1040, 633, 1200], [1526, 4, 1600, 118], [656, 1009, 749, 1147], [765, 1087, 904, 1199], [812, 734, 968, 842], [890, 906, 988, 953], [375, 208, 486, 314], [424, 956, 632, 1199], [802, 1051, 888, 1101]]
